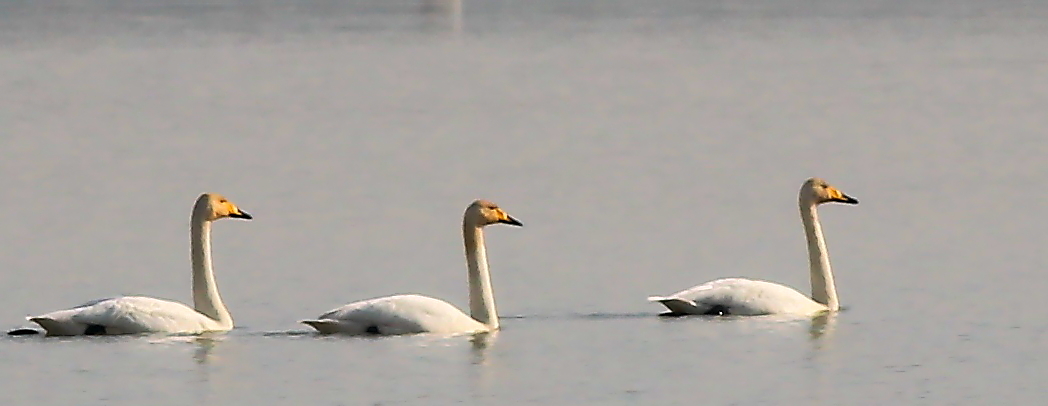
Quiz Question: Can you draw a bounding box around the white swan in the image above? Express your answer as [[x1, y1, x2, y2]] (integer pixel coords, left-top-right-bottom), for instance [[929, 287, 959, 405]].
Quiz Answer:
[[648, 178, 858, 316], [8, 194, 252, 336], [302, 199, 522, 335]]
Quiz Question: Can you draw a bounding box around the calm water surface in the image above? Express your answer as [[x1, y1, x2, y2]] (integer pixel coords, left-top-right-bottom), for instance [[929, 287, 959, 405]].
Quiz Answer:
[[1, 1, 1046, 404]]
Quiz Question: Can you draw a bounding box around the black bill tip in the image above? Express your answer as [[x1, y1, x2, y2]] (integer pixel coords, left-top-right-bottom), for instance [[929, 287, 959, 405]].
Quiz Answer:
[[500, 216, 523, 227]]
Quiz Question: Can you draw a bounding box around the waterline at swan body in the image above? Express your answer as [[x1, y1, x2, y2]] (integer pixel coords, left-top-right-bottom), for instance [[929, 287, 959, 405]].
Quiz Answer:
[[302, 199, 522, 336], [649, 178, 858, 317], [9, 194, 252, 336]]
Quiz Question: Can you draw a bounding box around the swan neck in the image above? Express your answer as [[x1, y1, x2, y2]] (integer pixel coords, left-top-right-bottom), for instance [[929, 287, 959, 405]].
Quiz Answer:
[[191, 210, 232, 327], [464, 220, 498, 330], [800, 200, 839, 311]]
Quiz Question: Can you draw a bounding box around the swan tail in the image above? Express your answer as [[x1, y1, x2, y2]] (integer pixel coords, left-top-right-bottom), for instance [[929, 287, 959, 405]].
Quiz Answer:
[[28, 316, 84, 336], [647, 296, 703, 316], [301, 319, 345, 334]]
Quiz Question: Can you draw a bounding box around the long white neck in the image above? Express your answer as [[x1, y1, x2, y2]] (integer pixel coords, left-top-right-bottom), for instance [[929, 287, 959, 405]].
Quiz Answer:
[[800, 199, 839, 311], [191, 208, 232, 328], [464, 221, 498, 330]]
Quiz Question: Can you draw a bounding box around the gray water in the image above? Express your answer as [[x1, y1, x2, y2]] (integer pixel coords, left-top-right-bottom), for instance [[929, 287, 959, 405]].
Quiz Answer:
[[1, 0, 1047, 404]]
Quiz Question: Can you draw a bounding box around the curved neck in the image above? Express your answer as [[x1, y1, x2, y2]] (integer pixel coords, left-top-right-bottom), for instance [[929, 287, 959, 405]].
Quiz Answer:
[[191, 211, 232, 327], [464, 220, 498, 330], [800, 200, 839, 311]]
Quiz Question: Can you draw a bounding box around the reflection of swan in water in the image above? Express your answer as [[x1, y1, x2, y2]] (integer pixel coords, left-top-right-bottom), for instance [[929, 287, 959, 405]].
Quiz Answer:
[[809, 312, 837, 341], [805, 312, 837, 405], [420, 0, 463, 33], [8, 194, 252, 336], [302, 200, 522, 335], [470, 331, 497, 365], [192, 335, 222, 365], [188, 334, 223, 404], [649, 178, 858, 317], [466, 330, 499, 397]]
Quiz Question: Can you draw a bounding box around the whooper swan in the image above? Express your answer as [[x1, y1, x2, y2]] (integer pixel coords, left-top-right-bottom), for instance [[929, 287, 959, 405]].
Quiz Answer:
[[7, 194, 252, 336], [648, 178, 858, 316], [302, 200, 522, 335]]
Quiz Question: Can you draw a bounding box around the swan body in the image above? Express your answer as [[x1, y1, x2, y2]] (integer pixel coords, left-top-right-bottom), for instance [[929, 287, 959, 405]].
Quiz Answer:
[[650, 178, 858, 317], [302, 200, 522, 336], [13, 194, 251, 336], [302, 294, 488, 335], [648, 278, 829, 316], [28, 296, 231, 336]]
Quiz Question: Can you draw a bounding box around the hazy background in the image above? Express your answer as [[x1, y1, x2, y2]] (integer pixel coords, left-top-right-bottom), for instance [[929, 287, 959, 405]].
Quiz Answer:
[[1, 1, 1046, 404]]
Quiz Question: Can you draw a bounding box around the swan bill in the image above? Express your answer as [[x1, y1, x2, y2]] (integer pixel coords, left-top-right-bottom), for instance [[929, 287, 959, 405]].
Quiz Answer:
[[499, 215, 523, 227], [835, 194, 858, 205], [229, 211, 253, 220], [824, 184, 858, 205]]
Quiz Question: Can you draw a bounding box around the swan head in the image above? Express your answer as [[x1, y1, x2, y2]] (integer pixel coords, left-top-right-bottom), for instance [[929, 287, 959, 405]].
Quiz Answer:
[[195, 193, 253, 222], [466, 200, 523, 227], [802, 178, 858, 205]]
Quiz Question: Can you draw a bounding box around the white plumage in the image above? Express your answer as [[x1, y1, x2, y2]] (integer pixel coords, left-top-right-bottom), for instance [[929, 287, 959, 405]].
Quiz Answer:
[[29, 296, 227, 336], [302, 294, 489, 335], [650, 178, 858, 317], [13, 193, 252, 336], [648, 278, 829, 316], [302, 200, 522, 336]]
